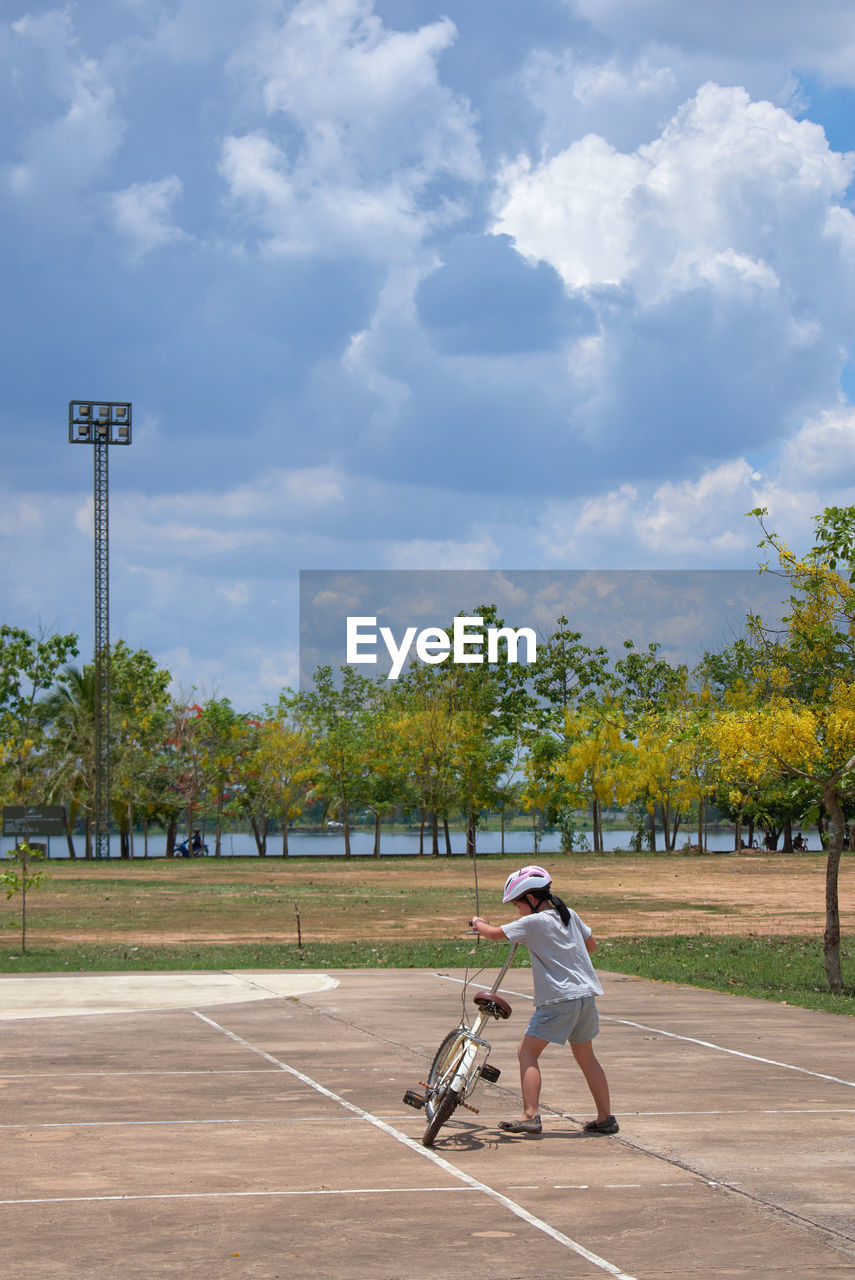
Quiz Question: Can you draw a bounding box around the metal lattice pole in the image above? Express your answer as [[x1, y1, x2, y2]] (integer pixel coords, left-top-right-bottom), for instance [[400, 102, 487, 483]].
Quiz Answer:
[[69, 402, 132, 861], [93, 439, 110, 861]]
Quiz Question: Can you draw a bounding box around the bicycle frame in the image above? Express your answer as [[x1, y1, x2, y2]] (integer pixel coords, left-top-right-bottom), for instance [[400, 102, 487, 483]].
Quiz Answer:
[[447, 942, 518, 1098], [404, 943, 518, 1145]]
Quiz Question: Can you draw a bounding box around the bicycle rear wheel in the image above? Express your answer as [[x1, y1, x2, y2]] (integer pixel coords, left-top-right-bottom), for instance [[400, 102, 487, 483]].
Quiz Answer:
[[422, 1029, 465, 1147]]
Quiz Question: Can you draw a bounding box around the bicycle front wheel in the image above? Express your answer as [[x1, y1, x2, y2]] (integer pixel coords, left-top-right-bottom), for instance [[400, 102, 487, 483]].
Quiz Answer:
[[422, 1029, 466, 1147]]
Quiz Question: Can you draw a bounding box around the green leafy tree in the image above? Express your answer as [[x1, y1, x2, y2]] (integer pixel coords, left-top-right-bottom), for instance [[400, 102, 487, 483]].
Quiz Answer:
[[0, 627, 78, 852], [300, 666, 374, 856], [2, 841, 48, 953]]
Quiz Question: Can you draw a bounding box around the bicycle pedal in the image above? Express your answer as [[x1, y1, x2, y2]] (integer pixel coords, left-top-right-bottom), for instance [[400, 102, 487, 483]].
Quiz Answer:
[[403, 1089, 427, 1110], [479, 1063, 501, 1083], [460, 1100, 480, 1113]]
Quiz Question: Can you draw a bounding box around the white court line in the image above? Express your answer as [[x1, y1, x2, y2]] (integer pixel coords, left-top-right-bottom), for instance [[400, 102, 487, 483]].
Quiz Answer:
[[193, 1011, 639, 1280], [0, 1069, 277, 1080], [432, 974, 855, 1089], [604, 1017, 855, 1089], [627, 1108, 855, 1116], [0, 1187, 478, 1206]]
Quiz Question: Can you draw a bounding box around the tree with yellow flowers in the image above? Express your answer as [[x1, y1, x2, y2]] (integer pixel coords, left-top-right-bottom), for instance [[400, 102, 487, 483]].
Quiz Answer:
[[712, 506, 855, 993], [554, 694, 633, 851]]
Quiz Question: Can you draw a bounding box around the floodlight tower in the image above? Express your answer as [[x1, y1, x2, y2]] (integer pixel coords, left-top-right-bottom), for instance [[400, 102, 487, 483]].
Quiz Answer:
[[69, 401, 132, 859]]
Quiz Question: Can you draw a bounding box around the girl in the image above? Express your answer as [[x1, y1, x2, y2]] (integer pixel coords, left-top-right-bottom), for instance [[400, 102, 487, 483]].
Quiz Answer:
[[469, 864, 618, 1136]]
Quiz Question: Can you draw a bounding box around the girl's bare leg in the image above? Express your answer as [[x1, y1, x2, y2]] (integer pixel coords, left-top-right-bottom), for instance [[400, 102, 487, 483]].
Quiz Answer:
[[517, 1034, 549, 1118], [571, 1039, 612, 1121]]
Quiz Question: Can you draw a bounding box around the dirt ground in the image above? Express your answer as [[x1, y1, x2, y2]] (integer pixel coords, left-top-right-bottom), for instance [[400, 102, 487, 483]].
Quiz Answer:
[[19, 852, 854, 945]]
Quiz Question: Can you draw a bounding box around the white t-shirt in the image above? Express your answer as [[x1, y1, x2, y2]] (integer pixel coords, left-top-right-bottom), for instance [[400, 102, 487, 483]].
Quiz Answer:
[[501, 907, 604, 1006]]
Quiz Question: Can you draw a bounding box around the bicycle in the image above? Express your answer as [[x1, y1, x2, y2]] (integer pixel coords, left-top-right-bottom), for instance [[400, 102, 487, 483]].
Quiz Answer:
[[403, 942, 518, 1146]]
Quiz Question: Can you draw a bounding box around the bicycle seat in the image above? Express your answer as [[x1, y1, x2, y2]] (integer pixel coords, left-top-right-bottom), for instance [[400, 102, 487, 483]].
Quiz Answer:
[[473, 991, 512, 1019]]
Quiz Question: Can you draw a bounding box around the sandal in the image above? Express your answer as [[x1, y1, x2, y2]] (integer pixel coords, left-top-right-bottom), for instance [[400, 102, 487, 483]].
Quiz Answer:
[[583, 1115, 619, 1135], [499, 1116, 542, 1134]]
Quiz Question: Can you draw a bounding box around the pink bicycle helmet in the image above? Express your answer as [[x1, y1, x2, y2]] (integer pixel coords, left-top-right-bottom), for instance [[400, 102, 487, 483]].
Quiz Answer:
[[502, 864, 551, 903]]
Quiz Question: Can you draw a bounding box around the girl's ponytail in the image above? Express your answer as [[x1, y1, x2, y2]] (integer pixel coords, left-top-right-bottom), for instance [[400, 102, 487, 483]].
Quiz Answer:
[[548, 892, 571, 927]]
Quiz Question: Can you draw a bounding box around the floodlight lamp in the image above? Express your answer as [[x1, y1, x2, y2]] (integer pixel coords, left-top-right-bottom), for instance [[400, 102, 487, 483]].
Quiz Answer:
[[115, 406, 127, 420], [98, 405, 109, 419], [97, 423, 108, 438], [78, 425, 90, 439], [117, 426, 129, 440], [79, 405, 90, 419]]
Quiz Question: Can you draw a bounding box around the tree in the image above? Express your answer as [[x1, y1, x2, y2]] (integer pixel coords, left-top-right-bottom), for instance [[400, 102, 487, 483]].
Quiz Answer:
[[300, 666, 373, 856], [615, 641, 687, 850], [43, 664, 96, 857], [388, 672, 459, 855], [0, 627, 79, 832], [255, 694, 312, 856], [2, 841, 48, 954], [713, 506, 855, 993], [194, 697, 250, 856], [107, 642, 173, 858], [555, 694, 632, 852]]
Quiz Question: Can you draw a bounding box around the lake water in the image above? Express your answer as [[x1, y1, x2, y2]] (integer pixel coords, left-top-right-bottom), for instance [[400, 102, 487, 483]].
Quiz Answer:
[[0, 827, 822, 859]]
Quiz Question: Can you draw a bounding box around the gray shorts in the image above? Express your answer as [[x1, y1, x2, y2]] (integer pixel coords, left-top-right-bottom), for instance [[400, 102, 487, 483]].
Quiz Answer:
[[525, 996, 599, 1045]]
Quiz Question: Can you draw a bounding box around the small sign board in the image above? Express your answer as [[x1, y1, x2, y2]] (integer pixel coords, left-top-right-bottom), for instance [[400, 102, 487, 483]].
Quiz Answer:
[[2, 806, 66, 837]]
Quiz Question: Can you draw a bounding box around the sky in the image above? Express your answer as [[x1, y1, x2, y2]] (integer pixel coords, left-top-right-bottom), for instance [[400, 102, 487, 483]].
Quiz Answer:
[[4, 0, 855, 709]]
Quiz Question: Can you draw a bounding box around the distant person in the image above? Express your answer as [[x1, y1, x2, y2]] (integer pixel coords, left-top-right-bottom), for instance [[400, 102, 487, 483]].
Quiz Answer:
[[468, 865, 618, 1137], [793, 832, 807, 851], [191, 829, 203, 853]]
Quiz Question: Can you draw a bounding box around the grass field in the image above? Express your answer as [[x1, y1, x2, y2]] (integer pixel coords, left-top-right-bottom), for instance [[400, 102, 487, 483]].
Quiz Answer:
[[2, 852, 853, 1014]]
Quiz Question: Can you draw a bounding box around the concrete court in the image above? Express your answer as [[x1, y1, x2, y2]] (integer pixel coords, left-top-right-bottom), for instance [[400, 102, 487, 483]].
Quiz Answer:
[[1, 967, 854, 1280]]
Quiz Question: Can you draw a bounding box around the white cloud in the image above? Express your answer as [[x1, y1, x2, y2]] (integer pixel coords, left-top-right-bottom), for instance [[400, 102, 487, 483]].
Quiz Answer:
[[569, 1, 855, 82], [5, 11, 123, 200], [111, 175, 186, 258], [220, 0, 481, 257], [778, 408, 855, 482], [387, 534, 500, 570], [494, 83, 854, 303], [522, 49, 680, 153], [638, 459, 763, 553]]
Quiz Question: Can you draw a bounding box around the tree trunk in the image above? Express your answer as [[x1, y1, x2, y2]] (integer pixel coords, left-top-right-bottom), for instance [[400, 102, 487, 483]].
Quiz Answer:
[[697, 797, 703, 852], [165, 818, 177, 858], [782, 818, 793, 852], [817, 807, 828, 849], [443, 816, 452, 856], [500, 803, 505, 855], [661, 802, 671, 852], [419, 809, 425, 856], [85, 814, 93, 860], [63, 809, 77, 859], [671, 809, 681, 851], [251, 816, 268, 857], [822, 782, 844, 994], [647, 805, 656, 851], [282, 822, 289, 857], [373, 810, 381, 858], [466, 808, 476, 857], [342, 801, 350, 858], [592, 795, 601, 852], [431, 810, 439, 857]]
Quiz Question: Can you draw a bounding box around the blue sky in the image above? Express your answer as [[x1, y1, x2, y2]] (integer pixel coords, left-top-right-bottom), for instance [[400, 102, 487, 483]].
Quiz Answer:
[[4, 0, 855, 709]]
